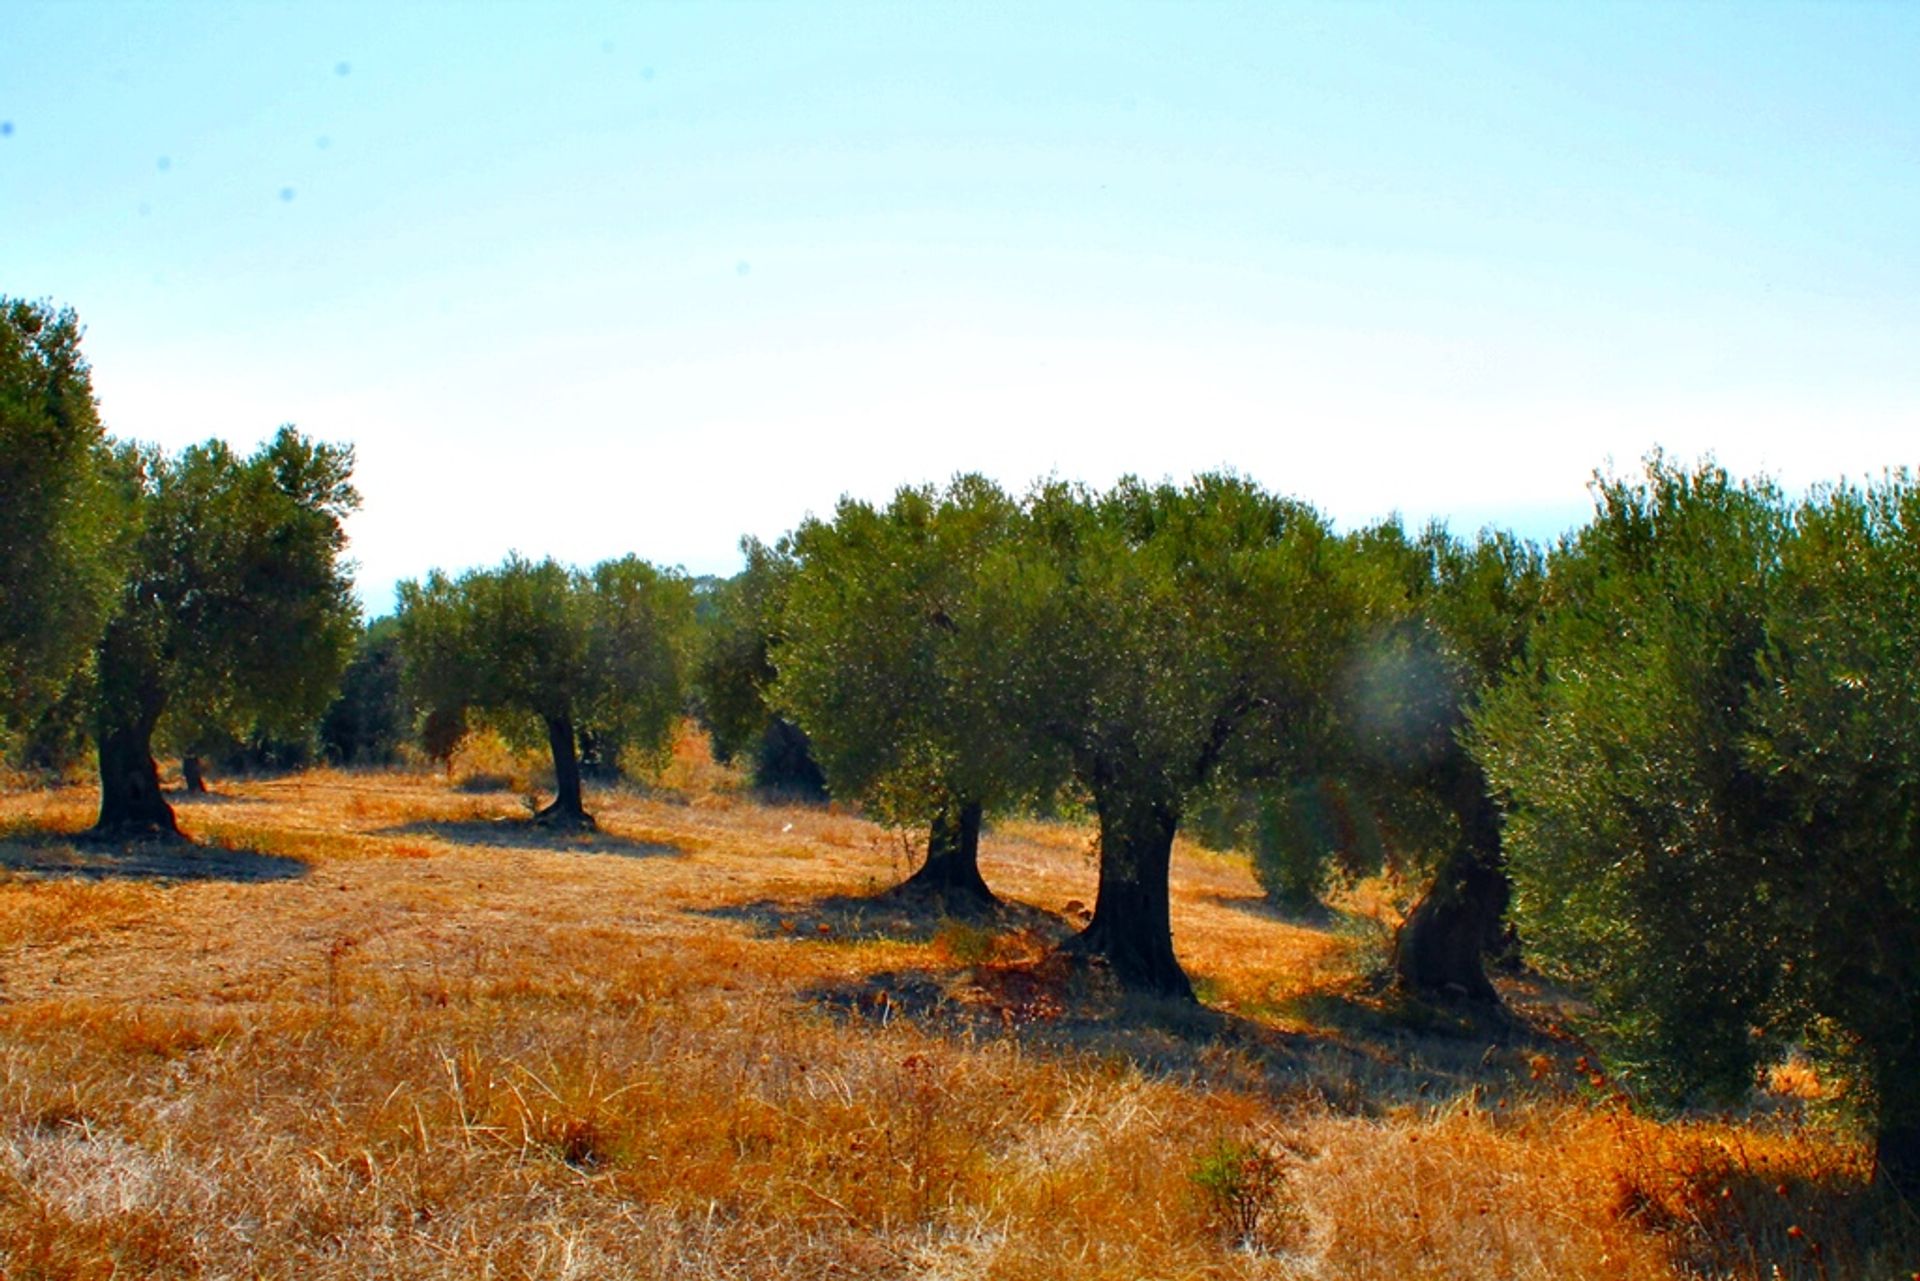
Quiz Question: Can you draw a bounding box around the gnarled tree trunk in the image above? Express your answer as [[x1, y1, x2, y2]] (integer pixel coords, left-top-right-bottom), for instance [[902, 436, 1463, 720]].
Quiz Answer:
[[1062, 785, 1192, 1000], [1392, 758, 1508, 1002], [92, 714, 180, 840], [536, 714, 593, 827], [900, 799, 994, 909], [577, 726, 623, 780], [756, 716, 827, 798]]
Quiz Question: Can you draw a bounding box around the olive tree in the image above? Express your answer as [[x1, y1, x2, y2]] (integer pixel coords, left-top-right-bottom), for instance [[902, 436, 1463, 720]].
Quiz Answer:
[[1477, 456, 1920, 1191], [774, 476, 1059, 907], [396, 554, 692, 826], [0, 299, 126, 745], [1475, 458, 1787, 1095], [1744, 474, 1920, 1191], [1002, 474, 1361, 997], [1333, 520, 1544, 1001], [90, 429, 361, 837], [319, 616, 410, 765]]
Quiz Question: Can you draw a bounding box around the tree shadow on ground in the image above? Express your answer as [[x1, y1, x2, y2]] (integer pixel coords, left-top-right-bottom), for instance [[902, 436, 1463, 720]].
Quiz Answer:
[[169, 790, 266, 807], [1636, 1156, 1914, 1281], [1197, 889, 1340, 928], [798, 945, 1565, 1113], [0, 828, 307, 883], [697, 883, 1076, 946], [376, 818, 684, 859], [704, 872, 1575, 1111], [1273, 980, 1523, 1050], [693, 880, 1548, 1104]]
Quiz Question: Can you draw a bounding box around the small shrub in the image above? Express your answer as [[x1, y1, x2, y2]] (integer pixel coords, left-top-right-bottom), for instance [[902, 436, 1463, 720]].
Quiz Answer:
[[449, 728, 543, 794], [1190, 1137, 1289, 1248]]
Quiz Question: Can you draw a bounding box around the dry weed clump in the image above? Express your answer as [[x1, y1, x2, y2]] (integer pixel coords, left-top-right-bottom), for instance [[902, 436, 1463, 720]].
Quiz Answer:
[[445, 727, 548, 795], [627, 720, 748, 799], [0, 751, 1915, 1279]]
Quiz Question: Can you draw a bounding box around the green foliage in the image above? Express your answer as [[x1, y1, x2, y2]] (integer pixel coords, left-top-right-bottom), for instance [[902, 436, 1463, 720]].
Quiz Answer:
[[1746, 474, 1920, 1165], [1188, 777, 1370, 909], [693, 539, 825, 795], [1005, 473, 1367, 843], [212, 726, 318, 774], [1478, 457, 1920, 1181], [395, 553, 693, 780], [1335, 520, 1543, 817], [100, 428, 362, 755], [7, 678, 93, 773], [0, 299, 127, 738], [1475, 457, 1793, 1101], [320, 617, 410, 765], [1, 299, 359, 805], [695, 539, 787, 764], [581, 555, 696, 773], [775, 475, 1057, 824], [1258, 780, 1388, 908], [1182, 516, 1544, 920], [970, 473, 1369, 991]]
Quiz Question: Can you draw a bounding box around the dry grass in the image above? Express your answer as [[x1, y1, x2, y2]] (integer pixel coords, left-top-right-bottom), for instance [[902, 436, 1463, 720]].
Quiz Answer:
[[0, 737, 1913, 1279]]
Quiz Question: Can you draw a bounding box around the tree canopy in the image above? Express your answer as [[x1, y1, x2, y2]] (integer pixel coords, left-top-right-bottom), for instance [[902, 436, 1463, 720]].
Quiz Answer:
[[0, 298, 126, 743], [319, 616, 410, 766], [1475, 456, 1920, 1190], [1476, 459, 1788, 1092], [1747, 474, 1920, 1191], [12, 312, 1918, 1191]]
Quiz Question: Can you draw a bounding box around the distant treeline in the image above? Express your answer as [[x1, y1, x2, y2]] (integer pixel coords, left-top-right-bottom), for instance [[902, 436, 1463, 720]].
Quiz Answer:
[[4, 296, 1915, 1191]]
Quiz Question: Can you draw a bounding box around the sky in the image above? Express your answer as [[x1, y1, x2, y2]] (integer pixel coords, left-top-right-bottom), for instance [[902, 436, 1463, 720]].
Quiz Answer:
[[6, 2, 1918, 614]]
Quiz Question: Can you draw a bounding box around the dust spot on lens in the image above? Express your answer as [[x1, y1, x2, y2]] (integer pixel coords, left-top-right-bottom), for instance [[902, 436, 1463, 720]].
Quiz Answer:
[[335, 61, 351, 77], [157, 155, 171, 171], [736, 260, 751, 277], [1, 122, 13, 137], [279, 187, 296, 202]]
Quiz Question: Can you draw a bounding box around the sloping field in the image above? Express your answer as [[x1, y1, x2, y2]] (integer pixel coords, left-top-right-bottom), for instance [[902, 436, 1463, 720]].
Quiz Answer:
[[0, 751, 1908, 1279]]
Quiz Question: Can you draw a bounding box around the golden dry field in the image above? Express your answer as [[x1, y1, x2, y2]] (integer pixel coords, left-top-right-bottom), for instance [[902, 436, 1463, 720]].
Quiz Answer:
[[0, 734, 1912, 1280]]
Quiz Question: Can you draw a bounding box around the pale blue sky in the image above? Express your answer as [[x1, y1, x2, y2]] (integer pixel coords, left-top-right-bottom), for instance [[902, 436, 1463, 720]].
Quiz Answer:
[[6, 2, 1918, 612]]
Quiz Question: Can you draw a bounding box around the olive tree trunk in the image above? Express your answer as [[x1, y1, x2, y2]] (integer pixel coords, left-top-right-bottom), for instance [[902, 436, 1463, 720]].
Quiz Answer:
[[900, 799, 993, 908], [92, 713, 180, 840], [1062, 786, 1193, 1000], [1392, 759, 1508, 1002], [756, 716, 827, 798], [536, 714, 593, 827]]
